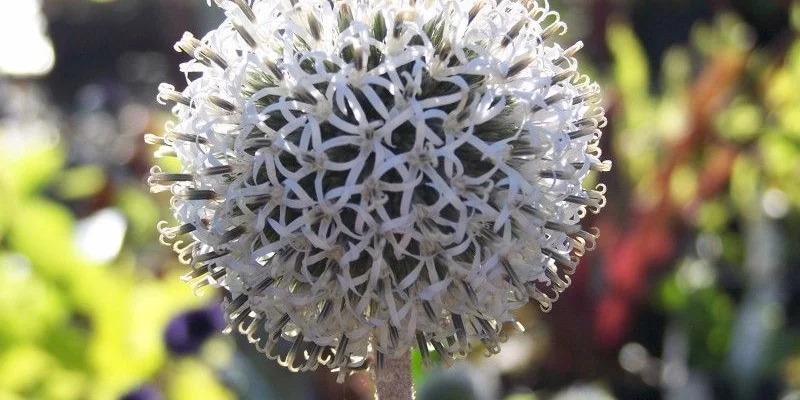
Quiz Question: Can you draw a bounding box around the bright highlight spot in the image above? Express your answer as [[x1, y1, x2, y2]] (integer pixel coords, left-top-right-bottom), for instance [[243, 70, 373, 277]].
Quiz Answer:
[[676, 258, 717, 292], [619, 342, 649, 374], [0, 0, 55, 77], [74, 208, 127, 263], [762, 188, 790, 219]]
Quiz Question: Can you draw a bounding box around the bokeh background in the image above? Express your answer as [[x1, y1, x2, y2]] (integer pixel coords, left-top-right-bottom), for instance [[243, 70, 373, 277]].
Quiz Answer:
[[1, 0, 799, 399]]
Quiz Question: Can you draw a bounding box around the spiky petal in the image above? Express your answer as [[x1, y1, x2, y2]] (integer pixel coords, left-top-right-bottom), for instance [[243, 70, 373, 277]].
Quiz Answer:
[[149, 0, 610, 376]]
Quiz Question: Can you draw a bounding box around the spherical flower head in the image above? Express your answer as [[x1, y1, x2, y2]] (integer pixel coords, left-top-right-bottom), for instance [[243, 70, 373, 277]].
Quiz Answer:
[[148, 0, 610, 377]]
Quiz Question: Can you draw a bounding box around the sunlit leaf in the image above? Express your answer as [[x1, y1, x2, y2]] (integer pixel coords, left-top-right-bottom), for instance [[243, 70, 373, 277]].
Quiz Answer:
[[696, 200, 730, 232], [658, 274, 688, 312], [607, 21, 649, 101], [2, 144, 65, 198], [505, 394, 538, 400], [0, 345, 53, 393], [116, 187, 160, 244], [662, 47, 692, 94], [761, 132, 799, 181], [0, 254, 69, 345], [165, 359, 235, 400], [41, 368, 87, 400], [54, 165, 107, 200], [669, 165, 698, 207], [715, 98, 763, 143], [730, 155, 760, 213], [7, 199, 85, 279]]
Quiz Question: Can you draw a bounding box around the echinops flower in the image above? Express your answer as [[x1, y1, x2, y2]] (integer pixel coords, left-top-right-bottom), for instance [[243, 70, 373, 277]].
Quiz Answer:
[[147, 0, 609, 378]]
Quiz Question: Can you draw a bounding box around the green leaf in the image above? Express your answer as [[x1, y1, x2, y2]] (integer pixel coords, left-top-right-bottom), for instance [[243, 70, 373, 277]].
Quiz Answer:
[[760, 132, 799, 181], [729, 155, 760, 213], [115, 188, 160, 244], [669, 165, 698, 207], [715, 98, 763, 143], [607, 21, 650, 102], [696, 200, 730, 232], [505, 394, 538, 400], [165, 359, 235, 400], [7, 199, 85, 280], [0, 254, 69, 346], [0, 345, 54, 393], [54, 166, 107, 200], [662, 47, 691, 94], [1, 144, 65, 198], [658, 274, 688, 312]]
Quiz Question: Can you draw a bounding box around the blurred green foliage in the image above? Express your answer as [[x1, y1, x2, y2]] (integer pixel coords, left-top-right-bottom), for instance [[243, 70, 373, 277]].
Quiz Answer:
[[0, 127, 233, 399], [606, 2, 800, 395]]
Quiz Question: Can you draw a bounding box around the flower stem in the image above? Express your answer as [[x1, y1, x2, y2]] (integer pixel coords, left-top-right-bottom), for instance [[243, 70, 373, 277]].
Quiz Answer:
[[375, 351, 413, 400]]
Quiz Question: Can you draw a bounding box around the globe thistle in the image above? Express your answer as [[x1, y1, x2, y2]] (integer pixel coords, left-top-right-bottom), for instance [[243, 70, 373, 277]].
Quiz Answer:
[[148, 0, 609, 378]]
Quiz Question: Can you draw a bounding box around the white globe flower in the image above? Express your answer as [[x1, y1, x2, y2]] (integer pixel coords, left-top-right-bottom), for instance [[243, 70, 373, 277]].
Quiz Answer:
[[148, 0, 610, 378]]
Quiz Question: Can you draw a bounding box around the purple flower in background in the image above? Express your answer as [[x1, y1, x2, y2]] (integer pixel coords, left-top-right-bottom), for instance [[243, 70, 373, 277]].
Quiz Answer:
[[164, 304, 226, 355]]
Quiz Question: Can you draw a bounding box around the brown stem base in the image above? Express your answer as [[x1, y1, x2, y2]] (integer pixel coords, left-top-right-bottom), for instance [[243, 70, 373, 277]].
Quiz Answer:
[[375, 351, 414, 400]]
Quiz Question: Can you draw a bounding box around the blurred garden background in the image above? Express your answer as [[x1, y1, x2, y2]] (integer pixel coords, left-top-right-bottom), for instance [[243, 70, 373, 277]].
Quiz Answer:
[[1, 0, 800, 399]]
